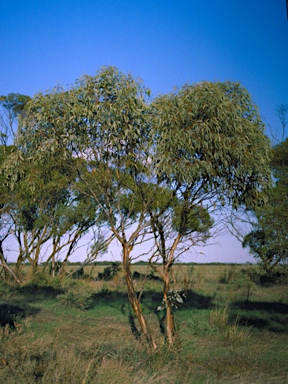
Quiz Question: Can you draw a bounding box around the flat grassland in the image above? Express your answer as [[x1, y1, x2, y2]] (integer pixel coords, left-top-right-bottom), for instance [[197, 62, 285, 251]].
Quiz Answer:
[[0, 263, 287, 383]]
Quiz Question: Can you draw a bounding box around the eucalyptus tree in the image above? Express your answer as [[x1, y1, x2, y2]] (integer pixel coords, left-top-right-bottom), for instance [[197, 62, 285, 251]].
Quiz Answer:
[[243, 137, 288, 272], [9, 68, 272, 350], [3, 146, 97, 276], [0, 144, 21, 283], [0, 93, 30, 145], [68, 68, 158, 349], [3, 96, 100, 277], [0, 94, 31, 281], [13, 67, 158, 349], [150, 81, 272, 344]]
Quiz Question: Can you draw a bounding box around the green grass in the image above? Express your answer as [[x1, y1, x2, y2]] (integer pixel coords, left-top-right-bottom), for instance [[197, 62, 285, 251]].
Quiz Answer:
[[0, 264, 287, 383]]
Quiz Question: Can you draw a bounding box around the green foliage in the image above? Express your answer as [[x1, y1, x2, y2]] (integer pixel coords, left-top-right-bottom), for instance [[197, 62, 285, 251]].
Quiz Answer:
[[0, 93, 31, 145], [243, 137, 288, 271], [56, 291, 93, 310], [0, 280, 14, 297], [98, 262, 121, 281], [0, 93, 30, 117], [157, 290, 186, 311], [152, 81, 271, 209], [218, 265, 237, 284], [0, 68, 273, 350], [231, 271, 257, 302], [28, 272, 52, 288], [171, 202, 213, 236]]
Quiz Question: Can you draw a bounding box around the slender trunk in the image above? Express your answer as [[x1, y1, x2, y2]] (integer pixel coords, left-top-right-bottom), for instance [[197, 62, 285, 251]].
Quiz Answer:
[[122, 245, 157, 350], [163, 267, 175, 345], [31, 255, 38, 275], [0, 263, 21, 285], [0, 243, 21, 285], [166, 304, 175, 345], [15, 252, 25, 276], [51, 254, 56, 277], [163, 234, 181, 346], [0, 241, 10, 281]]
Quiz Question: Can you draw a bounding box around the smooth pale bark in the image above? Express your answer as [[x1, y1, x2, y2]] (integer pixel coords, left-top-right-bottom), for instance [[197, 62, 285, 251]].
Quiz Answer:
[[0, 263, 21, 285], [122, 244, 157, 350], [0, 243, 21, 285], [162, 234, 181, 346]]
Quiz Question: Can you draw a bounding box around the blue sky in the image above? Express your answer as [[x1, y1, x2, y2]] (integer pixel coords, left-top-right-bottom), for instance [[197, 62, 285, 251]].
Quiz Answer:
[[1, 0, 287, 263]]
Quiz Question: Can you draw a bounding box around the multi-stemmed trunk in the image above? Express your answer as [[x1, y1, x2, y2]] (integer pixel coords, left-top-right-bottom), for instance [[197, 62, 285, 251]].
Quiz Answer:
[[161, 234, 182, 346], [163, 267, 176, 346], [0, 243, 21, 285], [122, 244, 157, 351]]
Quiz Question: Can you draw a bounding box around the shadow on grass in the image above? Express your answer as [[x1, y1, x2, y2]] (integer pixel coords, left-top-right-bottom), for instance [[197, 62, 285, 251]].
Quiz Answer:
[[0, 283, 61, 328], [17, 285, 64, 297], [231, 301, 288, 332], [90, 289, 213, 312], [182, 290, 213, 310], [0, 303, 40, 327], [90, 289, 213, 338]]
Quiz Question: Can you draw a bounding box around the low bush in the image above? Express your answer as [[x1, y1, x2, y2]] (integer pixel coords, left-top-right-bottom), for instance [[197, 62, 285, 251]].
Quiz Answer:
[[240, 266, 288, 286], [231, 270, 257, 302], [218, 265, 236, 284], [0, 280, 14, 297], [98, 262, 121, 281], [56, 290, 93, 310]]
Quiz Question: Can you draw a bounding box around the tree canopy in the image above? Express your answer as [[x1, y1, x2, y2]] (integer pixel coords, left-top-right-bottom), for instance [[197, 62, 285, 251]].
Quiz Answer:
[[0, 93, 30, 145], [1, 66, 272, 347], [243, 137, 288, 272]]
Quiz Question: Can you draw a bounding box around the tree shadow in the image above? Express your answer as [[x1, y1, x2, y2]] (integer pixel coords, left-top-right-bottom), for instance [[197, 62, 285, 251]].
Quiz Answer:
[[140, 289, 213, 312], [128, 311, 141, 340], [17, 285, 64, 298], [181, 290, 214, 310], [230, 301, 288, 332], [0, 303, 40, 328], [92, 290, 144, 339], [141, 290, 214, 337]]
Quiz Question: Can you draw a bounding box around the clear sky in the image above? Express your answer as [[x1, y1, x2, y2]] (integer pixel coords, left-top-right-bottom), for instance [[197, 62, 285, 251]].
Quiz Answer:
[[1, 0, 287, 263]]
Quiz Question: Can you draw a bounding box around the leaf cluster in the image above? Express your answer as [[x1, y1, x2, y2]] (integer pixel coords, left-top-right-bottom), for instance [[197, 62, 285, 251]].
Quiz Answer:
[[243, 138, 288, 270], [152, 81, 271, 208]]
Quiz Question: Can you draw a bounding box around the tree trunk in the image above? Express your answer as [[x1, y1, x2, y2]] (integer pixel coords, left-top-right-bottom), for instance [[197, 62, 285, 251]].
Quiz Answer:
[[162, 234, 181, 346], [0, 243, 21, 285], [51, 254, 56, 277], [163, 267, 175, 346], [15, 253, 25, 277], [122, 245, 157, 350], [0, 242, 10, 281], [0, 263, 21, 285]]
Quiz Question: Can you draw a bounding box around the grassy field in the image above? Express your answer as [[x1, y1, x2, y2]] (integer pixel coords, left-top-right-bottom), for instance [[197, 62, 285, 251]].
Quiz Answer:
[[0, 263, 287, 383]]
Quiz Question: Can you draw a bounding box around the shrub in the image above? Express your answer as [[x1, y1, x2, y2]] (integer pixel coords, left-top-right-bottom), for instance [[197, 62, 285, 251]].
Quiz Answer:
[[0, 280, 14, 297], [241, 266, 288, 286], [232, 271, 257, 302], [56, 291, 93, 310], [98, 262, 121, 281], [29, 271, 52, 287], [218, 265, 236, 284], [19, 273, 63, 296], [259, 270, 288, 286]]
